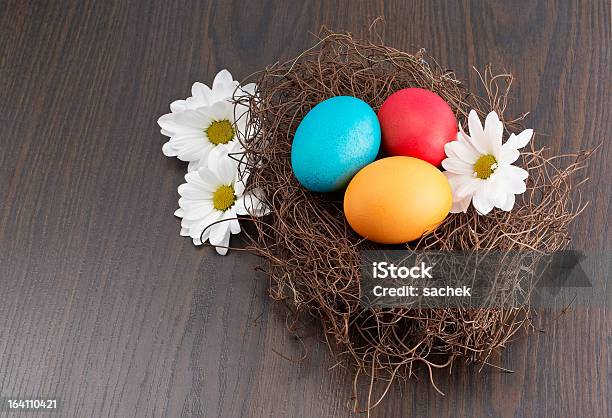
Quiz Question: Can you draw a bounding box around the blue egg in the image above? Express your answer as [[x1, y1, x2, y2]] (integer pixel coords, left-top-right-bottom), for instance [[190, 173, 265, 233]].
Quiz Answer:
[[291, 96, 381, 192]]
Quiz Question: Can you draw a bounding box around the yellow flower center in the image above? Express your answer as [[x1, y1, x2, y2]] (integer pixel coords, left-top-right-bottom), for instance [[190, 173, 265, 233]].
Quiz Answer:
[[206, 120, 235, 145], [212, 185, 236, 211], [473, 154, 498, 179]]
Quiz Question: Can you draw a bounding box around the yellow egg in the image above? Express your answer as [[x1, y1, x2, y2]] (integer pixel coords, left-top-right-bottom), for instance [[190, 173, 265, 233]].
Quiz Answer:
[[343, 156, 452, 244]]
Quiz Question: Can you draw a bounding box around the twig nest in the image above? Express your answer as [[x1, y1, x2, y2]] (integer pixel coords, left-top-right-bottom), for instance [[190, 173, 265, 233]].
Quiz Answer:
[[238, 29, 588, 411]]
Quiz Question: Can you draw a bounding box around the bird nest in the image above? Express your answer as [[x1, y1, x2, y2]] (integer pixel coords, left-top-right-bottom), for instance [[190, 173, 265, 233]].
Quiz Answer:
[[235, 28, 589, 412]]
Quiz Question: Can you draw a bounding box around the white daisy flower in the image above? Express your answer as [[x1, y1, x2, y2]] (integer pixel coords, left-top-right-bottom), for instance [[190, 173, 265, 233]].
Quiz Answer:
[[158, 69, 256, 170], [174, 155, 269, 255], [442, 110, 533, 215]]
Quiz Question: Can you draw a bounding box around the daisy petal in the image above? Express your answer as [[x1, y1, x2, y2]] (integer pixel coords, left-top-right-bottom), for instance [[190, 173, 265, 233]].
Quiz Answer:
[[486, 178, 507, 207], [188, 211, 221, 238], [472, 189, 494, 215], [211, 70, 239, 102], [162, 141, 178, 157], [207, 144, 242, 172], [170, 99, 187, 113], [450, 195, 471, 213], [444, 140, 461, 160], [484, 111, 503, 155], [174, 109, 207, 130], [229, 219, 241, 234], [498, 138, 521, 165], [215, 158, 238, 185], [178, 184, 207, 200], [197, 166, 223, 187], [223, 209, 241, 234], [467, 110, 491, 154], [184, 172, 216, 192], [191, 82, 212, 106], [506, 165, 529, 181], [495, 166, 527, 194], [187, 160, 203, 172], [498, 193, 515, 211], [192, 225, 211, 246], [208, 100, 233, 121], [505, 176, 527, 194], [442, 158, 475, 175], [513, 129, 533, 148], [445, 141, 479, 164], [170, 132, 207, 147], [210, 222, 231, 255], [444, 171, 467, 187], [240, 83, 257, 96], [455, 177, 481, 198], [236, 192, 268, 216], [158, 113, 183, 134], [234, 178, 246, 196], [213, 69, 234, 90], [182, 201, 214, 220]]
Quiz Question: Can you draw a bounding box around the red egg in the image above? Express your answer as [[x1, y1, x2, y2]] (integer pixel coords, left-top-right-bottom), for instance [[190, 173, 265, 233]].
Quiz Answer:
[[377, 88, 458, 166]]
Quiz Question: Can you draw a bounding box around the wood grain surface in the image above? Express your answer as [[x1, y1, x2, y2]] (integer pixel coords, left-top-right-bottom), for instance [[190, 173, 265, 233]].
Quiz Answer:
[[1, 0, 610, 417]]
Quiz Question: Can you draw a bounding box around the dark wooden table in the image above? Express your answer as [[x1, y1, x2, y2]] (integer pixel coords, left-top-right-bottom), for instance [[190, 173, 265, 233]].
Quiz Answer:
[[1, 1, 610, 416]]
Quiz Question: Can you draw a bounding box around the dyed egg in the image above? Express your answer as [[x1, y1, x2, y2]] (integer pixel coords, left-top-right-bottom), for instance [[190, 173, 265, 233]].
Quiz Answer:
[[344, 156, 452, 244], [378, 88, 458, 166], [291, 96, 381, 192]]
